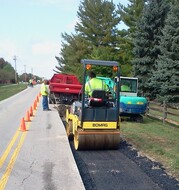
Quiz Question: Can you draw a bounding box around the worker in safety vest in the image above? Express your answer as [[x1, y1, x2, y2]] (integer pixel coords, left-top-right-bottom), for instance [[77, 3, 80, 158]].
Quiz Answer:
[[29, 79, 33, 87], [41, 79, 51, 111], [121, 83, 131, 92], [85, 71, 108, 97]]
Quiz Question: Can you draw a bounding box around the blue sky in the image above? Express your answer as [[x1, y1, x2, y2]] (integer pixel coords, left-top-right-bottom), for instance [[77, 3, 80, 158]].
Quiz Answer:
[[0, 0, 129, 79]]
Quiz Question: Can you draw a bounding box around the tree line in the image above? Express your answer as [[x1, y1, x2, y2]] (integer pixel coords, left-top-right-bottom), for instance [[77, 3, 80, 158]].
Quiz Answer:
[[0, 58, 15, 83], [0, 58, 41, 84], [55, 0, 179, 103]]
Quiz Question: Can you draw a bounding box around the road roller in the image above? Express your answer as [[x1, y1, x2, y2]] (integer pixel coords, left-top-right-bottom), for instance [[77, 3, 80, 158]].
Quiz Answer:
[[65, 59, 121, 150]]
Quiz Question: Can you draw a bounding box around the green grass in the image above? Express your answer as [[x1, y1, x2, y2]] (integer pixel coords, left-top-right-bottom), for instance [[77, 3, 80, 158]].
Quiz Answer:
[[0, 84, 27, 101], [121, 117, 179, 179]]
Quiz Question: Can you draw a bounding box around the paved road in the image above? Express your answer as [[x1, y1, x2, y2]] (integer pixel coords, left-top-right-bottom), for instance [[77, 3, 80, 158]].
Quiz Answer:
[[0, 85, 85, 190], [0, 85, 39, 154]]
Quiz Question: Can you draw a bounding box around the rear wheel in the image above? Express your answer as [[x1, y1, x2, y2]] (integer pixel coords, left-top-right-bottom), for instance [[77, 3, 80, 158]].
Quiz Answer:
[[58, 104, 66, 118], [49, 97, 52, 104]]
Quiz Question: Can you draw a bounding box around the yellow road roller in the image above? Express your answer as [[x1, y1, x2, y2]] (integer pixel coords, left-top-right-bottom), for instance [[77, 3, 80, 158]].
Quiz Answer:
[[65, 59, 121, 150]]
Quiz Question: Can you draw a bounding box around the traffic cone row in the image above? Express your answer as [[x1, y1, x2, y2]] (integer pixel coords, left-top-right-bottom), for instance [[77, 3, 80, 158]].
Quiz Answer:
[[33, 100, 37, 110], [25, 110, 31, 122], [29, 106, 33, 116], [20, 117, 26, 132], [36, 95, 39, 103], [20, 92, 41, 132]]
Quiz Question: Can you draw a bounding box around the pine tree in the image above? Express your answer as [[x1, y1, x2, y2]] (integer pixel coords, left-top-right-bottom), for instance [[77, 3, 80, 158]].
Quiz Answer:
[[151, 1, 179, 102], [77, 0, 119, 61], [75, 0, 119, 48], [74, 0, 121, 77], [55, 33, 89, 82], [117, 0, 145, 76], [55, 0, 120, 79], [132, 0, 170, 97], [117, 0, 145, 35]]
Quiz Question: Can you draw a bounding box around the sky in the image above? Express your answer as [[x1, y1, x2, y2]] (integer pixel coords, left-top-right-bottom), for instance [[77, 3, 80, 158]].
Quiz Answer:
[[0, 0, 129, 79]]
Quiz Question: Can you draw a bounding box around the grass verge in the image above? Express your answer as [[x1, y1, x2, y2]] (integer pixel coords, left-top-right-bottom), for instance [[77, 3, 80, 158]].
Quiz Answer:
[[121, 116, 179, 180], [0, 84, 27, 101]]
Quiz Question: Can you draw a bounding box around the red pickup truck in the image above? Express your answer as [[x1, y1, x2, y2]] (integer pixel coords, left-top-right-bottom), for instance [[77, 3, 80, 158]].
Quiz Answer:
[[49, 74, 82, 105]]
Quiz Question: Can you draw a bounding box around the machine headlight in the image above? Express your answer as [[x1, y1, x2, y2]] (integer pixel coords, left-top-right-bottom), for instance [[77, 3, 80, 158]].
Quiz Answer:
[[137, 102, 144, 105]]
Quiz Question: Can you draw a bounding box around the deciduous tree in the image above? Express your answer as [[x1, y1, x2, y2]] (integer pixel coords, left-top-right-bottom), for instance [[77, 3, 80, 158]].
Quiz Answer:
[[0, 58, 15, 82]]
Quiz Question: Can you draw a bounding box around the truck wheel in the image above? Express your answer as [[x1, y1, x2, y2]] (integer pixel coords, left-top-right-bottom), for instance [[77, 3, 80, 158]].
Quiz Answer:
[[49, 98, 52, 104], [58, 104, 66, 118]]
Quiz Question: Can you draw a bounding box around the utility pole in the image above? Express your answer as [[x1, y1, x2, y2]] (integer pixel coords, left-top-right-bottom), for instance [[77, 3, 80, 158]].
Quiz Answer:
[[13, 55, 17, 84], [24, 65, 27, 82], [31, 67, 33, 79]]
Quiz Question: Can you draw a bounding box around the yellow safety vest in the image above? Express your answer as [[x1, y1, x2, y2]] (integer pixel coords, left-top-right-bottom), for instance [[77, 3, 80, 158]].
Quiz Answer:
[[85, 78, 108, 96], [121, 85, 131, 92], [41, 83, 48, 96]]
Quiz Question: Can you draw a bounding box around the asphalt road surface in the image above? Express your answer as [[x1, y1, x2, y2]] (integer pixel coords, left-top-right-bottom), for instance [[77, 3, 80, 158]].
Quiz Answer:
[[0, 85, 40, 154], [70, 140, 179, 190]]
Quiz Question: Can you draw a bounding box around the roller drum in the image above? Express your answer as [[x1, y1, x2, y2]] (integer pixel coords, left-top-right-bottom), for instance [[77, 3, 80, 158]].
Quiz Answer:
[[74, 129, 120, 150]]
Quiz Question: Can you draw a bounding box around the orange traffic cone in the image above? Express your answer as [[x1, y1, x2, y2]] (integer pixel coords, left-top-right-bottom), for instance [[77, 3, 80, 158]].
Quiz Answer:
[[33, 100, 37, 110], [36, 95, 39, 103], [29, 106, 33, 116], [39, 92, 41, 97], [25, 110, 31, 122], [20, 117, 26, 132]]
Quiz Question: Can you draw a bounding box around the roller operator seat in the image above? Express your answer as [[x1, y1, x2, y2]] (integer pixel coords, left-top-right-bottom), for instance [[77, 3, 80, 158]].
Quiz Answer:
[[88, 90, 107, 107]]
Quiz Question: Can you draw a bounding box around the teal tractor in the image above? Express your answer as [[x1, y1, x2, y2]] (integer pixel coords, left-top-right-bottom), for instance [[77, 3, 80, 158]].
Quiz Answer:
[[98, 76, 148, 122]]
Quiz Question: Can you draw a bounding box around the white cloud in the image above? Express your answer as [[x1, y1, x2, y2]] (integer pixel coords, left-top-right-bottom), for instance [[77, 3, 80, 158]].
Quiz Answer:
[[0, 40, 19, 61], [32, 41, 59, 55]]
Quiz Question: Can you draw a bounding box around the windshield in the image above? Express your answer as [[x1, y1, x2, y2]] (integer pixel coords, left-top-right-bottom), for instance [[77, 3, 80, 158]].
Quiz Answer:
[[120, 78, 137, 93]]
